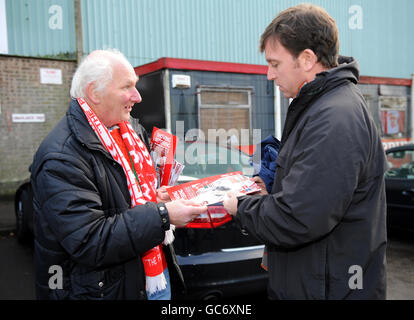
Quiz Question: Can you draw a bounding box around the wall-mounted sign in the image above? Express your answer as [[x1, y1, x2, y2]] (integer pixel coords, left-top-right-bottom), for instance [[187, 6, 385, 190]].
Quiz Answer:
[[172, 74, 191, 89], [379, 96, 407, 139], [12, 113, 45, 123], [40, 68, 62, 84]]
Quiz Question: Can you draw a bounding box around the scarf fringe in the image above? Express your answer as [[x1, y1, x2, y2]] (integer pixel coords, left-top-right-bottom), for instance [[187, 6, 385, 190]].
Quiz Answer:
[[146, 272, 167, 295], [145, 225, 175, 296], [163, 224, 175, 245]]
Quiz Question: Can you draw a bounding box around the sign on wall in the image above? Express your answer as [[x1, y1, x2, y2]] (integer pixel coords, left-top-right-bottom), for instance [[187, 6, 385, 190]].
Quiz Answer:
[[12, 113, 46, 123], [379, 96, 407, 139], [40, 68, 62, 85]]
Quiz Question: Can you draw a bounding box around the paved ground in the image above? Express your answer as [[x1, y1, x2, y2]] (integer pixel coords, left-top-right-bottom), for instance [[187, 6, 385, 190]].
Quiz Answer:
[[0, 198, 15, 233], [1, 198, 414, 300], [0, 232, 35, 299], [385, 232, 414, 300]]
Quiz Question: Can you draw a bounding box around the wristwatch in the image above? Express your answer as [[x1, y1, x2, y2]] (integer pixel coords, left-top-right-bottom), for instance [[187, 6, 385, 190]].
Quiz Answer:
[[156, 203, 170, 231]]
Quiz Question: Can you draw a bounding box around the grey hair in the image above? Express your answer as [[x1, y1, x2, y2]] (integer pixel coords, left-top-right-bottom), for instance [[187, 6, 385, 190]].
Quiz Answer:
[[70, 48, 134, 98]]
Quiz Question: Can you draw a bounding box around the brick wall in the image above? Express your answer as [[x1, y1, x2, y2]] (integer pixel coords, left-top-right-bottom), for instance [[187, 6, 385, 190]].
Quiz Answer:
[[0, 55, 76, 196]]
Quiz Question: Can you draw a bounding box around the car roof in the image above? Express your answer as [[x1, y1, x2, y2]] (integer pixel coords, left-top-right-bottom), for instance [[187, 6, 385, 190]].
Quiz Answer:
[[386, 144, 414, 153]]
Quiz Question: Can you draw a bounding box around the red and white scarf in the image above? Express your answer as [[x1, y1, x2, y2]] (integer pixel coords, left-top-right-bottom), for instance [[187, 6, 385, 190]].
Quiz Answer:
[[77, 98, 174, 295]]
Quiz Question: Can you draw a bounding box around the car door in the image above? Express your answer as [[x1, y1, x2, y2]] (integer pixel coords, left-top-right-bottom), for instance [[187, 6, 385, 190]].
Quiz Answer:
[[171, 142, 267, 299], [385, 147, 414, 230]]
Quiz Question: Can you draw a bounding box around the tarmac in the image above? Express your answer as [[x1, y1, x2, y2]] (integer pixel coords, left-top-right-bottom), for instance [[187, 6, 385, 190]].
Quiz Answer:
[[0, 198, 15, 233]]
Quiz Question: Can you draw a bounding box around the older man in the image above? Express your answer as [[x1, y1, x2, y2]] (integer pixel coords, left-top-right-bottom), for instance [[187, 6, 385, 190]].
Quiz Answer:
[[30, 49, 206, 300]]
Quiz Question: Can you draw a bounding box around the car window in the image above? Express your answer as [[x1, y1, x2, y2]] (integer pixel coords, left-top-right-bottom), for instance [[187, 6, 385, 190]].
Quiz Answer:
[[385, 149, 414, 179], [177, 143, 253, 179]]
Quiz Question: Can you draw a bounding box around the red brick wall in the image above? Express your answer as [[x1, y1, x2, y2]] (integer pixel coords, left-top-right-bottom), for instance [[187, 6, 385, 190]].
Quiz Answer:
[[0, 55, 76, 196]]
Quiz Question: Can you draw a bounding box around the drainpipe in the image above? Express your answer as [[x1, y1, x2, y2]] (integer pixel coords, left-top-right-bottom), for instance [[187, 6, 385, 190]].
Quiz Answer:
[[274, 83, 282, 140], [163, 69, 172, 133], [411, 74, 414, 142], [74, 0, 83, 64]]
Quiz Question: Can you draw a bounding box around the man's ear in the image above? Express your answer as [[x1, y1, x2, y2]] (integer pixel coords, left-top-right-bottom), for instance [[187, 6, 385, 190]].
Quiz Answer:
[[85, 82, 101, 105], [299, 49, 318, 72]]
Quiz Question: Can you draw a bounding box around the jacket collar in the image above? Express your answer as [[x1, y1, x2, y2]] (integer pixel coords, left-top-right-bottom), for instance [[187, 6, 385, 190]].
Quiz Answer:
[[66, 98, 110, 156], [66, 99, 147, 159], [298, 56, 359, 98], [280, 56, 360, 146]]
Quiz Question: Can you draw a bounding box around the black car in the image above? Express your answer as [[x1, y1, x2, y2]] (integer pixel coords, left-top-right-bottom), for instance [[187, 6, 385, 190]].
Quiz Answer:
[[385, 144, 414, 232], [14, 141, 267, 300]]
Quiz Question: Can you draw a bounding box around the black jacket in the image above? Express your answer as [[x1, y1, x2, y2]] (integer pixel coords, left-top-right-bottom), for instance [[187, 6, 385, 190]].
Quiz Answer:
[[236, 57, 387, 299], [30, 99, 169, 300]]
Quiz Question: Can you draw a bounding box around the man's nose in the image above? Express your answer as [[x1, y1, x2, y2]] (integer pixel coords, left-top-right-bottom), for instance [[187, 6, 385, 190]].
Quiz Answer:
[[267, 67, 275, 81], [131, 87, 142, 103]]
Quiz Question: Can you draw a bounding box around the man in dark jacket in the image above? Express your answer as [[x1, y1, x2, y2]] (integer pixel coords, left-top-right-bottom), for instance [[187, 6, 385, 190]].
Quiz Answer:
[[223, 4, 387, 299], [30, 49, 206, 300]]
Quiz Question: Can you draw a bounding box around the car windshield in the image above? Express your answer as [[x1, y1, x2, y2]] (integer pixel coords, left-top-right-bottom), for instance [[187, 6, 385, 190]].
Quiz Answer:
[[175, 142, 254, 180]]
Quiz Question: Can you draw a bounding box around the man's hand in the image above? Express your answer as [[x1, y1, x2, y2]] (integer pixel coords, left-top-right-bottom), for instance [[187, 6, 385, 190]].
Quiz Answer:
[[156, 186, 171, 203], [251, 176, 268, 195], [166, 200, 207, 227], [223, 192, 239, 216]]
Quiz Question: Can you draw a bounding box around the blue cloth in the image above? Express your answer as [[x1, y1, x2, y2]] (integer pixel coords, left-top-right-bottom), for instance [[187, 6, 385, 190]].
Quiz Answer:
[[251, 135, 281, 193], [147, 267, 171, 300]]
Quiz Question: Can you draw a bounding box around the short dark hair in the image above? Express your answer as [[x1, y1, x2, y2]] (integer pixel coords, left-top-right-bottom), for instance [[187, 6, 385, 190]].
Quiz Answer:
[[260, 3, 339, 68]]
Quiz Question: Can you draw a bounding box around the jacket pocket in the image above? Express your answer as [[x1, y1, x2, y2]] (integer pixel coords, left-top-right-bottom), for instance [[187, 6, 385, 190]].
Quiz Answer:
[[266, 249, 288, 299], [284, 240, 327, 299], [70, 265, 125, 300], [272, 153, 287, 193], [275, 152, 286, 169]]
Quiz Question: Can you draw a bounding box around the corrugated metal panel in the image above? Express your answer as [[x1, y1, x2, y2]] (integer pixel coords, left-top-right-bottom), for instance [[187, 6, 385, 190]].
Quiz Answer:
[[80, 0, 282, 66], [5, 0, 75, 58], [80, 0, 414, 79], [313, 0, 414, 80], [4, 0, 414, 78]]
